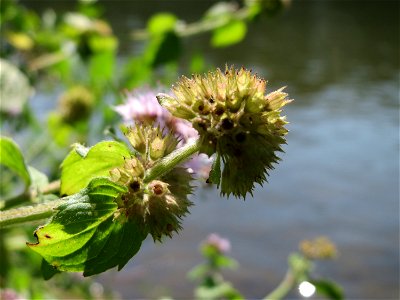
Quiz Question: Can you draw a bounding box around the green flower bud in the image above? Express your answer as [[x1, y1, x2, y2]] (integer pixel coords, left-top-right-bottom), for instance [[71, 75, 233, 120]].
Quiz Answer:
[[158, 66, 292, 198], [125, 125, 147, 154], [125, 124, 178, 161]]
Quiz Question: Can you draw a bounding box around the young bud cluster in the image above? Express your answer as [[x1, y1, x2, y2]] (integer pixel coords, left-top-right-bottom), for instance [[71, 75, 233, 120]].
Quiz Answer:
[[157, 66, 291, 197], [110, 125, 192, 241]]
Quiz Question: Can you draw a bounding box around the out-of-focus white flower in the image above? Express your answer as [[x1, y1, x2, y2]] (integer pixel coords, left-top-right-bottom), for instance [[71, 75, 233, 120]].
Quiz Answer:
[[114, 87, 212, 179]]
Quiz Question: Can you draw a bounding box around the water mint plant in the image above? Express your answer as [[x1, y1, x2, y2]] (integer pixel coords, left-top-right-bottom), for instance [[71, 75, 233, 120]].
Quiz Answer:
[[0, 66, 291, 279]]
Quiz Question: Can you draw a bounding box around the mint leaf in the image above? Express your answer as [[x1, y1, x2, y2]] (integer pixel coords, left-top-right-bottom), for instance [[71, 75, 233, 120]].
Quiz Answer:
[[0, 136, 31, 188], [28, 177, 148, 276], [60, 141, 131, 195]]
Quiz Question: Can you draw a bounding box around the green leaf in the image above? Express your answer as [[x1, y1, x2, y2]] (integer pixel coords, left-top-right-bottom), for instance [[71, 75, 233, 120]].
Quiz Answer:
[[60, 141, 131, 195], [0, 59, 32, 114], [147, 13, 177, 36], [89, 50, 115, 88], [28, 166, 49, 191], [208, 153, 221, 186], [41, 259, 60, 280], [28, 177, 147, 276], [0, 136, 31, 188], [211, 20, 247, 48], [195, 282, 244, 300], [88, 35, 118, 53], [147, 32, 182, 67], [311, 279, 344, 300]]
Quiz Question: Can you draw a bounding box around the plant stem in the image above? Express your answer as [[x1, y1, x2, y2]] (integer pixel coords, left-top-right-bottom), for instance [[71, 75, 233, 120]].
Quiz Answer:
[[264, 270, 296, 300], [144, 138, 201, 183], [131, 7, 251, 40], [0, 139, 201, 227], [0, 198, 66, 228]]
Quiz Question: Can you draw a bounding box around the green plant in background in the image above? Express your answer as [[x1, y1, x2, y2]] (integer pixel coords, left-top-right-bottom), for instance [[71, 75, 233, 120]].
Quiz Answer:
[[188, 234, 343, 300]]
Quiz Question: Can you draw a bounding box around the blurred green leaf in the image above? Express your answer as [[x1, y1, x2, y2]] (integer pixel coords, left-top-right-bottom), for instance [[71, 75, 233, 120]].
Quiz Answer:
[[195, 282, 244, 300], [215, 255, 238, 269], [311, 279, 344, 300], [89, 50, 115, 88], [88, 35, 117, 52], [149, 32, 182, 67], [187, 264, 209, 281], [0, 136, 31, 188], [189, 53, 206, 74], [47, 113, 81, 147], [147, 13, 177, 36], [60, 140, 131, 195], [28, 166, 49, 191], [28, 177, 147, 276], [0, 59, 32, 114], [211, 20, 247, 47]]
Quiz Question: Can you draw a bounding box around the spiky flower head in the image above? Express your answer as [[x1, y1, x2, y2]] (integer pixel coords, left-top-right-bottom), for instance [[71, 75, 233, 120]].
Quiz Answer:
[[110, 125, 193, 241], [157, 66, 291, 198]]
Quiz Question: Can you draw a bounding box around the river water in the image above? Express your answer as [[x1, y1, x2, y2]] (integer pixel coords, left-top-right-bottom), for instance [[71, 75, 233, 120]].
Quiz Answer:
[[22, 1, 399, 299]]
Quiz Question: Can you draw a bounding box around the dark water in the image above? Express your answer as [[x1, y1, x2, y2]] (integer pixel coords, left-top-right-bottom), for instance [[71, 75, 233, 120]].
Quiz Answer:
[[23, 1, 400, 299]]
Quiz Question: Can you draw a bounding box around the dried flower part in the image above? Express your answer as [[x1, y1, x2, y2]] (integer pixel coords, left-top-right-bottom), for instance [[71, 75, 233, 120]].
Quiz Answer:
[[299, 236, 337, 260], [110, 126, 193, 241], [157, 66, 291, 197]]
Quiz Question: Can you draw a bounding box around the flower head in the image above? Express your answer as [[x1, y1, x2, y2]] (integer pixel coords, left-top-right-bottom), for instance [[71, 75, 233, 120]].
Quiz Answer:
[[299, 236, 337, 260], [203, 233, 231, 254], [157, 66, 291, 197], [110, 125, 193, 241]]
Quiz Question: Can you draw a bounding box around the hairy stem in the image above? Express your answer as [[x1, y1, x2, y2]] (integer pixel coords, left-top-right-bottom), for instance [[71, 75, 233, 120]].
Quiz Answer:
[[144, 138, 201, 183], [0, 198, 66, 228]]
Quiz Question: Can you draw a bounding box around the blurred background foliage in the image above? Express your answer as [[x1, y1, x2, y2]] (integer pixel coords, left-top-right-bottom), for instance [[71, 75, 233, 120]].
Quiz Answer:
[[0, 0, 292, 298]]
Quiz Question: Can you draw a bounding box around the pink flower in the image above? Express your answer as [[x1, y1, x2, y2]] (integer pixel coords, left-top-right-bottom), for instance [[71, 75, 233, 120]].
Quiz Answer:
[[114, 87, 212, 179], [204, 233, 231, 253], [0, 289, 23, 300], [114, 88, 172, 128]]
